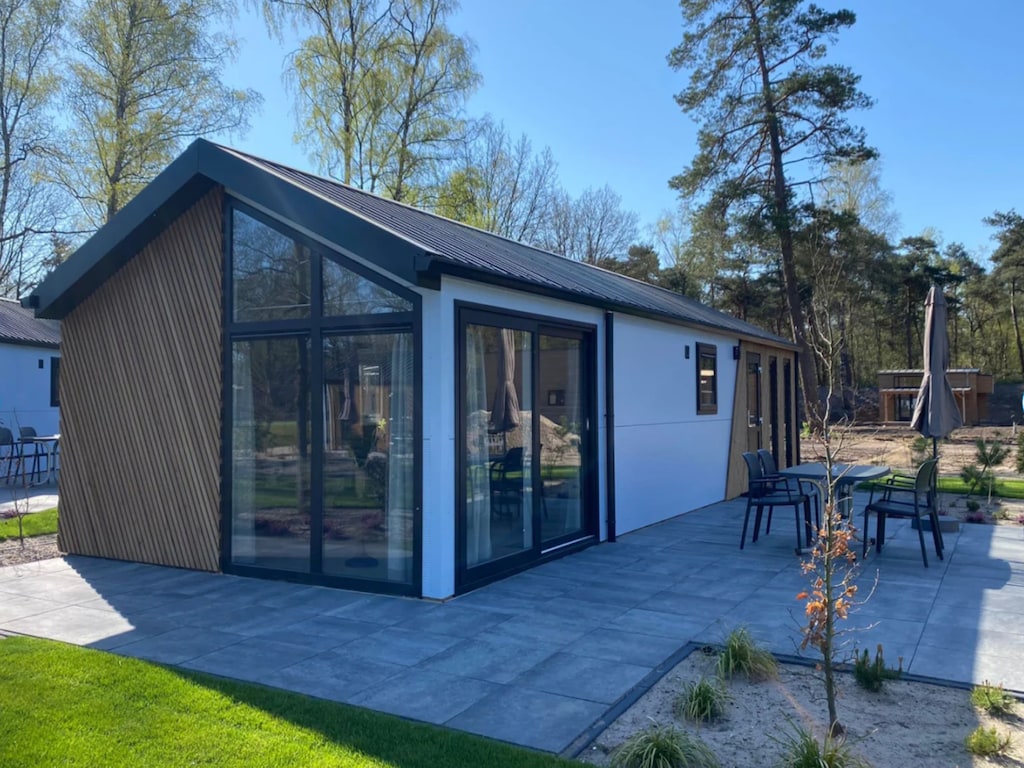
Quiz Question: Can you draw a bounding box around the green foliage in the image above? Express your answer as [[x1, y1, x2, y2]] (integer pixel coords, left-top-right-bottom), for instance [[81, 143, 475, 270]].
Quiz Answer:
[[0, 0, 63, 295], [269, 0, 480, 203], [611, 724, 720, 768], [971, 681, 1016, 716], [964, 726, 1012, 757], [674, 677, 729, 724], [717, 627, 778, 682], [908, 437, 930, 468], [0, 636, 578, 768], [55, 0, 259, 226], [961, 437, 1011, 504], [852, 645, 901, 692], [774, 722, 871, 768], [0, 507, 58, 541]]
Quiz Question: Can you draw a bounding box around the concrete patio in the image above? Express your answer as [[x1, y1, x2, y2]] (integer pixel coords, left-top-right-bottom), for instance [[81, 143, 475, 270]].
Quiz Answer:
[[2, 494, 1024, 755]]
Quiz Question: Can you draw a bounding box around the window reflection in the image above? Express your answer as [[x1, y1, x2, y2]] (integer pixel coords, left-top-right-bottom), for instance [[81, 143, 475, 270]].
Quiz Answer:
[[323, 254, 413, 316], [231, 337, 311, 572], [322, 334, 414, 583], [232, 210, 311, 322]]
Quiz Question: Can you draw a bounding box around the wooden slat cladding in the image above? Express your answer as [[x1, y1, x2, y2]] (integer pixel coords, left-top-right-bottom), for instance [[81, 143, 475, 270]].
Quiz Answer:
[[59, 190, 224, 571], [725, 342, 798, 499]]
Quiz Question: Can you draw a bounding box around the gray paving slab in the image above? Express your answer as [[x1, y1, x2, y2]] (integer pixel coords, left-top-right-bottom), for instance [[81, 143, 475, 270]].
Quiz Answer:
[[348, 668, 499, 724], [447, 686, 607, 753], [420, 633, 558, 684], [180, 637, 324, 682], [571, 627, 686, 667], [263, 650, 404, 702], [512, 652, 652, 704], [4, 604, 147, 645], [340, 626, 461, 666], [115, 627, 247, 665]]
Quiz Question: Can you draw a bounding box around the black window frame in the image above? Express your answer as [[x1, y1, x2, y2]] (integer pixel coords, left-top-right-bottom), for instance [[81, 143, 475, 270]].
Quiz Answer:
[[220, 197, 423, 597], [50, 357, 60, 408], [696, 342, 718, 415]]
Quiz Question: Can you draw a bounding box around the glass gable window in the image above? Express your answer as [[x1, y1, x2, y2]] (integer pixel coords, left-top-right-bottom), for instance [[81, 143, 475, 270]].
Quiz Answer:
[[324, 253, 413, 316], [696, 343, 717, 415], [227, 203, 419, 593], [232, 209, 311, 322]]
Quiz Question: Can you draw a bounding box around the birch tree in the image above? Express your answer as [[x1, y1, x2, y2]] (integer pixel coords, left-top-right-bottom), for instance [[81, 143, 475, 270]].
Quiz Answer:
[[268, 0, 479, 201], [0, 0, 63, 296], [53, 0, 260, 226]]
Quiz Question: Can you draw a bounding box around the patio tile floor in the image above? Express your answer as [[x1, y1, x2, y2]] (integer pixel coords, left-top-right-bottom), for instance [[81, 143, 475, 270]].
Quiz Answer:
[[3, 493, 1024, 754]]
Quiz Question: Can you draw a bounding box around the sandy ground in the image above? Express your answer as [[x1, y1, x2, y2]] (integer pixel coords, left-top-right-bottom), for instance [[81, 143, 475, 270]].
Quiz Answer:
[[581, 650, 1024, 768], [0, 533, 62, 567]]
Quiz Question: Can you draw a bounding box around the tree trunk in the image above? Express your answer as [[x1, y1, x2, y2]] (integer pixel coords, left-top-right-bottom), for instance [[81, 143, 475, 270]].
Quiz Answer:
[[747, 2, 820, 425], [1011, 278, 1024, 377]]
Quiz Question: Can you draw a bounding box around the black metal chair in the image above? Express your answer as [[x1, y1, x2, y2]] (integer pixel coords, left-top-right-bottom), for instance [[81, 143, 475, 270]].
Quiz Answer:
[[740, 451, 814, 553], [862, 458, 943, 567], [17, 426, 45, 485], [490, 447, 525, 517], [0, 427, 17, 484], [757, 448, 820, 532]]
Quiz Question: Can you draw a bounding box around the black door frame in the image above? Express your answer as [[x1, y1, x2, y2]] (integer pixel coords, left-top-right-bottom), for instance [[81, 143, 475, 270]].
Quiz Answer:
[[454, 302, 598, 592], [220, 197, 423, 596]]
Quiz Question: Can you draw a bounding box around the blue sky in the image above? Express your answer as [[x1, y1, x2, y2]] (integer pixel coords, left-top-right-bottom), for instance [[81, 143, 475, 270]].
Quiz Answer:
[[220, 1, 1022, 263]]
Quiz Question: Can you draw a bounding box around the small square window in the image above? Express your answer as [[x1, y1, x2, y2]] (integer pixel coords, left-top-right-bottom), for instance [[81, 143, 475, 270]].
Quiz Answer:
[[696, 343, 717, 415]]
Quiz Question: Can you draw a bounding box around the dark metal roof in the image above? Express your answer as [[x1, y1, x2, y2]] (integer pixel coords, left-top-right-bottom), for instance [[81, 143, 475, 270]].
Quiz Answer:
[[0, 298, 60, 348], [27, 140, 794, 348]]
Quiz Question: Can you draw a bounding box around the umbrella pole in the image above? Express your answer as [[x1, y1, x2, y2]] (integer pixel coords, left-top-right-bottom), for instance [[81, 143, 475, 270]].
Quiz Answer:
[[933, 437, 938, 461]]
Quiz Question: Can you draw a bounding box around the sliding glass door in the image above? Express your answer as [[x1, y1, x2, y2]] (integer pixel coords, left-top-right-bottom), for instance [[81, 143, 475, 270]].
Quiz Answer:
[[457, 307, 596, 589]]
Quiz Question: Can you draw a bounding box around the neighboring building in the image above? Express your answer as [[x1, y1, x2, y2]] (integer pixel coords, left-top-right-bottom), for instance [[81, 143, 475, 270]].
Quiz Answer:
[[878, 368, 994, 426], [26, 140, 799, 599], [0, 298, 60, 436]]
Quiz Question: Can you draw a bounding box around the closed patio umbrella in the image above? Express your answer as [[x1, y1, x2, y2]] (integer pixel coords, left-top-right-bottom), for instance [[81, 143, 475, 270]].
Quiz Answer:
[[490, 328, 521, 436], [911, 285, 963, 458]]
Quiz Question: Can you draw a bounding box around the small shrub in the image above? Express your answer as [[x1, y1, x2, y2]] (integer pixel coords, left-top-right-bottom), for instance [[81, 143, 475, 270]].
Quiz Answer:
[[964, 726, 1012, 757], [852, 645, 902, 692], [965, 510, 986, 524], [717, 627, 778, 682], [674, 677, 729, 724], [909, 436, 930, 468], [610, 723, 720, 768], [971, 680, 1016, 716], [965, 498, 981, 513], [774, 722, 871, 768]]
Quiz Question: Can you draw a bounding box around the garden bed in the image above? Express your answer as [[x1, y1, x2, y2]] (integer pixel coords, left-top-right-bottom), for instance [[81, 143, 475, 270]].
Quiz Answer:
[[580, 649, 1024, 767]]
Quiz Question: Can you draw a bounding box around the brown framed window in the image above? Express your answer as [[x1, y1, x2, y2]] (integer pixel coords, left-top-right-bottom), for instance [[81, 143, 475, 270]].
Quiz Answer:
[[696, 343, 717, 415]]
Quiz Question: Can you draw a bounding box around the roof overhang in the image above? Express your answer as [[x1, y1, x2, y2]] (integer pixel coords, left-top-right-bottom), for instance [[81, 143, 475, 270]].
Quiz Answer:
[[26, 140, 433, 320]]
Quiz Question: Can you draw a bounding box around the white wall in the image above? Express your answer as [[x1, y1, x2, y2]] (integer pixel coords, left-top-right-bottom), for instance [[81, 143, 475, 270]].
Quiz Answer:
[[612, 315, 737, 535], [0, 344, 60, 437], [418, 277, 607, 599]]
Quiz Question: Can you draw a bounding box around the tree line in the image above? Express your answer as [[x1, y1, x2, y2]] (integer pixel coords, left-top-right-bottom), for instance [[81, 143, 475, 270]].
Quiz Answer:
[[2, 0, 1021, 393]]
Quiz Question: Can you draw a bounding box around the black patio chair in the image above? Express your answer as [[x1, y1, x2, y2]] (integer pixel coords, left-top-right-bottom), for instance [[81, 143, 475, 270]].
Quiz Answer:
[[17, 426, 45, 485], [862, 457, 943, 567], [0, 427, 17, 484], [740, 451, 814, 554], [757, 448, 820, 532]]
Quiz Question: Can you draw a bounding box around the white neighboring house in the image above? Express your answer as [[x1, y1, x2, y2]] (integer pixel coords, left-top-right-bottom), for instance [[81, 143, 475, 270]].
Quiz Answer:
[[0, 297, 60, 437]]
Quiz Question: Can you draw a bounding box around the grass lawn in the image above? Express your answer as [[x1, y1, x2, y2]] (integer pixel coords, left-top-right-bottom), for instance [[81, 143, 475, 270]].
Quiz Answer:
[[0, 637, 578, 768], [0, 507, 57, 541], [937, 476, 1024, 499]]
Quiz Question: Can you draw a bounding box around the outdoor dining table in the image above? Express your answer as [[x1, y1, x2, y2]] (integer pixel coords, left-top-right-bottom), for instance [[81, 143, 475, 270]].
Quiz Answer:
[[777, 462, 890, 541]]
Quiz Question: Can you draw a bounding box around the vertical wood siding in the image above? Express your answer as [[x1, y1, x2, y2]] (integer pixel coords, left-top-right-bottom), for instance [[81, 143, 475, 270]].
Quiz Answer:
[[725, 342, 798, 499], [59, 190, 224, 570]]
